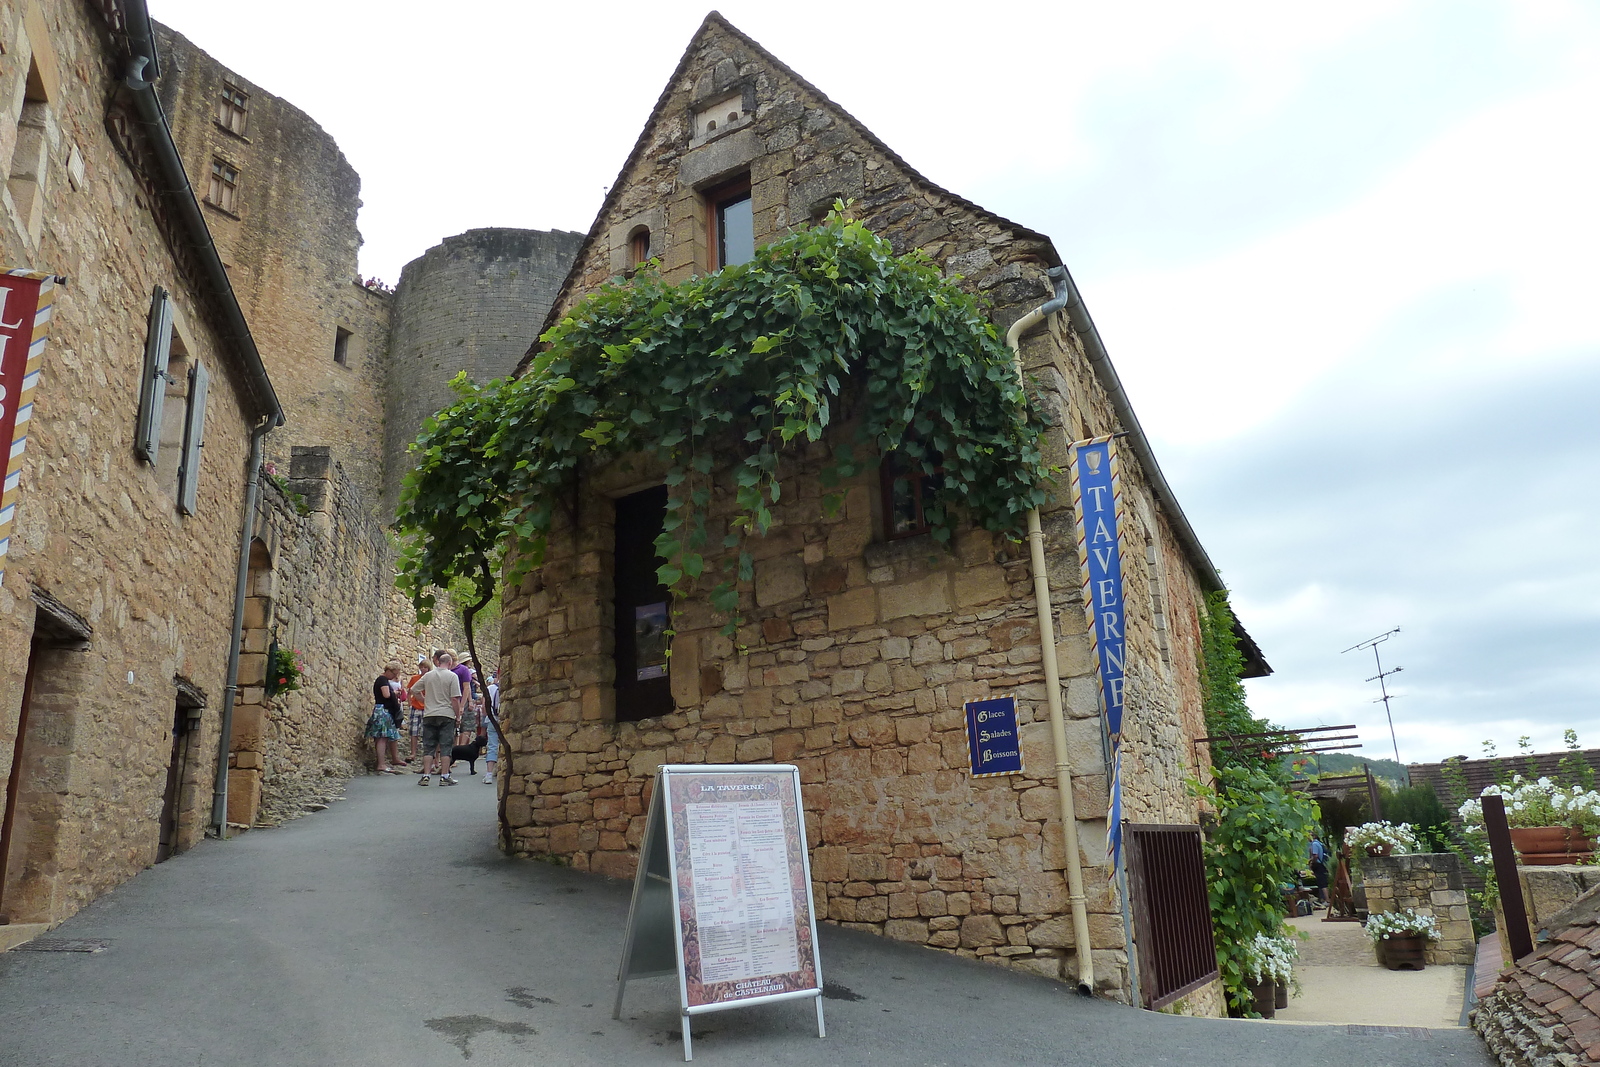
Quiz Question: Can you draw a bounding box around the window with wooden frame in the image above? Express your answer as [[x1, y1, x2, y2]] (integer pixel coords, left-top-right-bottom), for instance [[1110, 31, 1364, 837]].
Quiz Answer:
[[206, 158, 239, 214], [705, 174, 753, 271], [628, 227, 651, 267], [880, 448, 944, 540], [613, 486, 673, 723], [217, 82, 248, 136]]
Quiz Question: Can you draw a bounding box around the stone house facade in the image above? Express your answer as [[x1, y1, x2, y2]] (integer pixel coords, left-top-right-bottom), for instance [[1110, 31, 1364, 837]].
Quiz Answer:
[[0, 0, 582, 928], [494, 15, 1258, 1010], [132, 26, 583, 824], [0, 0, 280, 926]]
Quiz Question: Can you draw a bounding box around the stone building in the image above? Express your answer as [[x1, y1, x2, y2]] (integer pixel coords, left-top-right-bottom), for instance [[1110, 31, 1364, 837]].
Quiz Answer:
[[494, 15, 1262, 1010], [0, 0, 280, 927], [141, 27, 582, 823], [0, 0, 582, 929], [384, 227, 584, 513]]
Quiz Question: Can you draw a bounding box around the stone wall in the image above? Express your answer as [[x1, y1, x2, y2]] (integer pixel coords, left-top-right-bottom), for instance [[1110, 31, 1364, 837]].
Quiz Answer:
[[226, 446, 397, 826], [155, 24, 390, 509], [495, 16, 1226, 1007], [382, 227, 583, 511], [1359, 852, 1475, 964], [0, 0, 269, 924]]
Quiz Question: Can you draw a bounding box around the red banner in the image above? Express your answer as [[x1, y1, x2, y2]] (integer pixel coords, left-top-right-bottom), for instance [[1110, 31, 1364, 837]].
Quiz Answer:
[[0, 270, 55, 586]]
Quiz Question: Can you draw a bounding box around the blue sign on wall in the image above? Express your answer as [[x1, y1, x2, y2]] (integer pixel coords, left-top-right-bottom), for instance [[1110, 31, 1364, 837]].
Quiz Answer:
[[965, 696, 1023, 778]]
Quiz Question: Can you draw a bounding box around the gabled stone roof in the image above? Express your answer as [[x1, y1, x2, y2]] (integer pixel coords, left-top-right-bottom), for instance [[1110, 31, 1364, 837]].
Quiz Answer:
[[1476, 884, 1600, 1065], [519, 10, 1060, 371]]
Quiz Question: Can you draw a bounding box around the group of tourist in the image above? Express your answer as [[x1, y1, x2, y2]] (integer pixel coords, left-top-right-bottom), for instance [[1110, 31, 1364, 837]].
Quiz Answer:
[[364, 649, 500, 787]]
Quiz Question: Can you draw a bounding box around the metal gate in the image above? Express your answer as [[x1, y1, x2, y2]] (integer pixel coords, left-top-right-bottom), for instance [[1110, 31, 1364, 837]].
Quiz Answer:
[[1125, 824, 1219, 1009]]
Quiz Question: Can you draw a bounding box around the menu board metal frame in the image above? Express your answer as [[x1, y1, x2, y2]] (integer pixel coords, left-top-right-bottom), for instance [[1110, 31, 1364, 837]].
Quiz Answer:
[[614, 763, 825, 1061]]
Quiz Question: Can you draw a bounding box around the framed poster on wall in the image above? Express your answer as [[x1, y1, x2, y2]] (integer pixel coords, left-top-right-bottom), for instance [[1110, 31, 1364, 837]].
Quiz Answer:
[[614, 763, 825, 1060]]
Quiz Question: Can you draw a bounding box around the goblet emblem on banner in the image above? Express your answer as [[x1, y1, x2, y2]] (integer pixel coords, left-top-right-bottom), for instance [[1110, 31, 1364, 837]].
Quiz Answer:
[[1085, 450, 1104, 475]]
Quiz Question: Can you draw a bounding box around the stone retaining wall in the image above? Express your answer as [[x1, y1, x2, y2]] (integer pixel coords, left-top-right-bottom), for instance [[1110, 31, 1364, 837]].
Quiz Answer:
[[1360, 852, 1475, 964]]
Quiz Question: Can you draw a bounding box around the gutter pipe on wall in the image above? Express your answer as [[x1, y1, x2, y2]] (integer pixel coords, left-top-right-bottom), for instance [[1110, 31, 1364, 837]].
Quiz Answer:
[[211, 416, 275, 837], [1005, 265, 1095, 996]]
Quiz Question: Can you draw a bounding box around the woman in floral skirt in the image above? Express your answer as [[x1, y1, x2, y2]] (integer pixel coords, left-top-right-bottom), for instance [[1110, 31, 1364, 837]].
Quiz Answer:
[[366, 661, 405, 773]]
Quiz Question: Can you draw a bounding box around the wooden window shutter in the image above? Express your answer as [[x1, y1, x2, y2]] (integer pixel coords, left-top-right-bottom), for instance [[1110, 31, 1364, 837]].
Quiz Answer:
[[177, 359, 209, 515], [136, 286, 173, 464]]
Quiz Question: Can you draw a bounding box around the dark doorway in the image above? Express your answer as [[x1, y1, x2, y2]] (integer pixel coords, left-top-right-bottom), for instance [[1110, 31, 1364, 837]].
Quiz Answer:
[[613, 485, 672, 723], [0, 638, 44, 925], [157, 702, 194, 863]]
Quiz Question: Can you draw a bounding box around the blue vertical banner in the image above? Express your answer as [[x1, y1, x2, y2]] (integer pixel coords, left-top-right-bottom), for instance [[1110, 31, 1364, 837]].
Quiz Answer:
[[1070, 436, 1128, 870]]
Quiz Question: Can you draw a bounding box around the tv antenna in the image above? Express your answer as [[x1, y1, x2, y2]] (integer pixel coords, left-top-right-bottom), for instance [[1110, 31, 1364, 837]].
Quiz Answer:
[[1343, 628, 1403, 765]]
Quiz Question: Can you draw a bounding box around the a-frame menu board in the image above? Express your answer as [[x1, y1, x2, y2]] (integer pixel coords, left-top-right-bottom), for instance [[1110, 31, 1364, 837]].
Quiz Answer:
[[614, 763, 825, 1060]]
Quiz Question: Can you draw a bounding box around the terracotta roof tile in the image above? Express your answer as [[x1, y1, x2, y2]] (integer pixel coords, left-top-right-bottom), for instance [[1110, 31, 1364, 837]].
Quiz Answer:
[[1549, 969, 1594, 999], [1544, 993, 1579, 1015]]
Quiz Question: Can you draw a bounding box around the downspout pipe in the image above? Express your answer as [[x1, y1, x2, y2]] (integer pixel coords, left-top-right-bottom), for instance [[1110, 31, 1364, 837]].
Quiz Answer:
[[1005, 265, 1095, 996], [211, 416, 275, 837]]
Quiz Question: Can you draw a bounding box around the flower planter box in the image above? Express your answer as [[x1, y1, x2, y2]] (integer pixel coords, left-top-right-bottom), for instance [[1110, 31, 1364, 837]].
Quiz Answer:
[[1509, 826, 1596, 866], [1274, 980, 1289, 1010], [1378, 935, 1427, 971], [1250, 978, 1277, 1018], [1365, 844, 1393, 857]]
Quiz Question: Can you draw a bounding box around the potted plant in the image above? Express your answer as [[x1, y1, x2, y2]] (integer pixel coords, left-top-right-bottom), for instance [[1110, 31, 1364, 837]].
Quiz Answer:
[[1458, 777, 1600, 865], [1242, 933, 1299, 1017], [1365, 908, 1439, 970], [1344, 821, 1420, 857], [265, 644, 304, 698]]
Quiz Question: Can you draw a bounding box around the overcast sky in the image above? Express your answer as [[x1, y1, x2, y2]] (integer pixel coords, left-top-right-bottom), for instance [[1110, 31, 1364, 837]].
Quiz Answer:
[[147, 0, 1600, 765]]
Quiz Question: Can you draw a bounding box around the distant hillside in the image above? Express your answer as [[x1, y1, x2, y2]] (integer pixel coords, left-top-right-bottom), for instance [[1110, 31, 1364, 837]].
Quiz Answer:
[[1283, 751, 1408, 786]]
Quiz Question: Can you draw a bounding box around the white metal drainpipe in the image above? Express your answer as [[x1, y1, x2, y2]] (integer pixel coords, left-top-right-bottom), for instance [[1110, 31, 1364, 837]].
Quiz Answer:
[[1005, 265, 1096, 995]]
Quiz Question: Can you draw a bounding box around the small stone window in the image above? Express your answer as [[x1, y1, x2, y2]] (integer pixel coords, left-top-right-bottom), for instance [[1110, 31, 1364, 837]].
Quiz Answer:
[[333, 327, 352, 366], [216, 82, 248, 137], [628, 227, 651, 267], [6, 54, 55, 247], [881, 449, 942, 540], [207, 158, 239, 215], [706, 174, 753, 271]]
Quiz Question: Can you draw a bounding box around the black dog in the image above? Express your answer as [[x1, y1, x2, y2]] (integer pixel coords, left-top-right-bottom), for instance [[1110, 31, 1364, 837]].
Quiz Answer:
[[448, 736, 487, 776]]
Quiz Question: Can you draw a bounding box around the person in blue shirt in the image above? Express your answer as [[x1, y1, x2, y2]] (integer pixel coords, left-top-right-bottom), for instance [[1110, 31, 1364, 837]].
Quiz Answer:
[[1309, 834, 1329, 905]]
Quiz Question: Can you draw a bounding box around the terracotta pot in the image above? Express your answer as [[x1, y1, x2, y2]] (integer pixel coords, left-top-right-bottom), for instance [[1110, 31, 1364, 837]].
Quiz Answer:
[[1250, 978, 1277, 1018], [1365, 843, 1393, 857], [1380, 935, 1427, 971], [1509, 826, 1596, 866], [1274, 979, 1289, 1010]]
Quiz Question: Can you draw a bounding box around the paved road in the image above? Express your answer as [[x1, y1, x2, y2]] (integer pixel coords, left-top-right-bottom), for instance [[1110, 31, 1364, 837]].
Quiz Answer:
[[0, 772, 1494, 1067]]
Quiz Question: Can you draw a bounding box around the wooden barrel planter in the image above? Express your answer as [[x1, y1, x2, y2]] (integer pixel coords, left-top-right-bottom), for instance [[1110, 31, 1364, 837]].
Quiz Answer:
[[1250, 978, 1277, 1018], [1509, 826, 1596, 866], [1364, 843, 1393, 857], [1274, 980, 1289, 1010], [1379, 935, 1427, 971]]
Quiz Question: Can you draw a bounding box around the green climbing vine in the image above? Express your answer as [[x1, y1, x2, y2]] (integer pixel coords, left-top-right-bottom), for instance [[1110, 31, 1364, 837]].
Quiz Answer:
[[394, 210, 1050, 635], [1193, 589, 1314, 1016]]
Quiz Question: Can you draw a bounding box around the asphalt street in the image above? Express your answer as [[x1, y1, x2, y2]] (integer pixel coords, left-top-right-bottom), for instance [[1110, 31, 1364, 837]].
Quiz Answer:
[[0, 770, 1495, 1067]]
